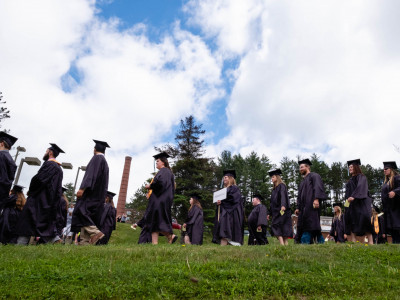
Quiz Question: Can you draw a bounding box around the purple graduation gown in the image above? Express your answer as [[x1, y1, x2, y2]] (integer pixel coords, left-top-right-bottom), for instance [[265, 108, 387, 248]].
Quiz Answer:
[[270, 183, 293, 238], [213, 185, 244, 244], [345, 174, 373, 236], [71, 154, 109, 232], [97, 203, 116, 245], [16, 160, 63, 238], [382, 175, 400, 232], [329, 214, 346, 243], [296, 172, 327, 233], [248, 204, 269, 245], [0, 150, 17, 210], [185, 205, 204, 245], [0, 194, 21, 244], [144, 167, 175, 234]]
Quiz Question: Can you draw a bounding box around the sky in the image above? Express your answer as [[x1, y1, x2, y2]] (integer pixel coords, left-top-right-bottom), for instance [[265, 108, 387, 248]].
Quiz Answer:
[[1, 0, 400, 206]]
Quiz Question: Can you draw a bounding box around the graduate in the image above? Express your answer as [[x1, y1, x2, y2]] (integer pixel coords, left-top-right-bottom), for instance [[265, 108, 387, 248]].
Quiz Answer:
[[371, 206, 386, 244], [295, 159, 327, 244], [268, 169, 293, 245], [97, 191, 117, 245], [0, 132, 18, 210], [248, 194, 268, 245], [132, 205, 152, 244], [71, 140, 109, 245], [213, 170, 244, 246], [326, 203, 346, 243], [0, 185, 26, 244], [344, 159, 373, 244], [183, 194, 204, 245], [16, 144, 64, 245], [144, 152, 177, 245], [55, 186, 69, 242], [381, 161, 400, 244]]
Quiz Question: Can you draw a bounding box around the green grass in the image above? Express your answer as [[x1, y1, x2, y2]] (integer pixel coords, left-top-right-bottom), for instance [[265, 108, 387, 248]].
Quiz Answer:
[[0, 223, 399, 299]]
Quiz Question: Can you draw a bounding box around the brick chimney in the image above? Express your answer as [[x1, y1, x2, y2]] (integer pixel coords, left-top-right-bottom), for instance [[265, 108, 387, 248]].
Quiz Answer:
[[116, 156, 132, 217]]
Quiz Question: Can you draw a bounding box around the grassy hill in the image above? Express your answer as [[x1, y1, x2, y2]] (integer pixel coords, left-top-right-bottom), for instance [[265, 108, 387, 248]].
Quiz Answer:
[[0, 223, 399, 299]]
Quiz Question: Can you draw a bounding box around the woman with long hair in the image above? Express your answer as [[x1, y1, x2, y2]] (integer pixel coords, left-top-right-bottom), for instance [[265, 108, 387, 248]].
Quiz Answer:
[[0, 185, 26, 244], [326, 203, 346, 243], [213, 170, 244, 246], [381, 161, 400, 243], [268, 169, 293, 245], [345, 159, 373, 244], [144, 152, 177, 245], [183, 194, 203, 245]]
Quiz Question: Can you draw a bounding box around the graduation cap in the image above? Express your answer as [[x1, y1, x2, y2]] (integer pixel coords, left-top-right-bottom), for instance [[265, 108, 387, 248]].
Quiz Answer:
[[253, 193, 264, 201], [373, 205, 381, 213], [298, 158, 312, 166], [383, 161, 398, 170], [93, 140, 110, 153], [12, 184, 25, 193], [153, 152, 170, 160], [223, 169, 236, 179], [62, 186, 68, 193], [332, 202, 342, 208], [0, 131, 18, 148], [107, 191, 116, 199], [49, 143, 65, 158], [190, 193, 202, 201], [347, 159, 361, 167], [268, 169, 282, 177]]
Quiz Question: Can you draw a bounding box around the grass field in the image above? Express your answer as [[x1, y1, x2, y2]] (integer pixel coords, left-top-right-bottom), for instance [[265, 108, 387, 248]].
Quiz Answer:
[[0, 223, 399, 299]]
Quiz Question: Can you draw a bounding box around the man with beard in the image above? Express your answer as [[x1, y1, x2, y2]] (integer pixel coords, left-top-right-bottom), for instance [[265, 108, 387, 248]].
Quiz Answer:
[[16, 144, 64, 245], [295, 159, 327, 244], [71, 140, 109, 245], [0, 132, 18, 211]]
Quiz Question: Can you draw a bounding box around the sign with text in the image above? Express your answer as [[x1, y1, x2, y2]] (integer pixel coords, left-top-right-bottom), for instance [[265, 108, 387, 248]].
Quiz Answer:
[[213, 188, 227, 203]]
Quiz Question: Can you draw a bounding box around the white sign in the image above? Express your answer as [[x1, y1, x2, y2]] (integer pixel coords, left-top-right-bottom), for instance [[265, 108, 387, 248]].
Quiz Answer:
[[213, 188, 227, 203]]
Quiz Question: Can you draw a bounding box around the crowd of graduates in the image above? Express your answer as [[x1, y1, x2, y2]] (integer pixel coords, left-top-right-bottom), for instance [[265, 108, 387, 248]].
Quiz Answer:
[[1, 130, 399, 247], [0, 132, 117, 246]]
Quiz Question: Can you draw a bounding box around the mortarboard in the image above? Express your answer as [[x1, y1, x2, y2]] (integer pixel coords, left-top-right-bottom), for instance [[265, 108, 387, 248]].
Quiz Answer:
[[93, 140, 110, 153], [268, 169, 282, 177], [223, 169, 236, 179], [347, 159, 361, 167], [12, 184, 25, 193], [0, 132, 18, 148], [107, 191, 116, 199], [253, 193, 264, 201], [49, 143, 65, 158], [383, 161, 398, 170], [298, 159, 312, 166], [153, 152, 170, 160], [332, 202, 342, 208]]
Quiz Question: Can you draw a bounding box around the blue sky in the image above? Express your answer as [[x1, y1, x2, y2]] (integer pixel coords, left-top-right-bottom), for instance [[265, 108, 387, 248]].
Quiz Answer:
[[1, 0, 400, 198]]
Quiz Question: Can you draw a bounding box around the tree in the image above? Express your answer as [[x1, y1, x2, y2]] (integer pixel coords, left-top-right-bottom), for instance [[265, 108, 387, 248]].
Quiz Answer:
[[63, 182, 75, 203], [0, 92, 10, 129], [126, 180, 152, 221], [156, 116, 217, 229]]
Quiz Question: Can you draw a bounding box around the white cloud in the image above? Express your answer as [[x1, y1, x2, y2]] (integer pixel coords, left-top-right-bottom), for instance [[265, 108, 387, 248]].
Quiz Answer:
[[192, 0, 400, 168], [0, 0, 224, 200]]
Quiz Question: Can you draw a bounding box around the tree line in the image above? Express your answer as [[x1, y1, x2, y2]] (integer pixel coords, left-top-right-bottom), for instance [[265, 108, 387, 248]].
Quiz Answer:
[[127, 115, 390, 230]]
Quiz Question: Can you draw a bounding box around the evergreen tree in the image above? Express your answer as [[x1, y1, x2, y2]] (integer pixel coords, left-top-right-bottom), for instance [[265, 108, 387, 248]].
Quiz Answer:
[[63, 182, 75, 203], [0, 92, 10, 130]]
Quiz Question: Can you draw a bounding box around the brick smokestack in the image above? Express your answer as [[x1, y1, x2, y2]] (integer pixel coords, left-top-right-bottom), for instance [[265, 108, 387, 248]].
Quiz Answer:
[[117, 156, 132, 217]]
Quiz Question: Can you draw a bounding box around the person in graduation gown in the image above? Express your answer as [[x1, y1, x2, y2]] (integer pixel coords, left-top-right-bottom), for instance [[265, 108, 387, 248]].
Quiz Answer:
[[55, 186, 69, 241], [213, 170, 244, 246], [132, 206, 153, 244], [295, 159, 327, 244], [381, 161, 400, 244], [183, 194, 204, 245], [16, 144, 64, 245], [97, 191, 117, 245], [371, 206, 386, 244], [144, 152, 177, 245], [0, 132, 18, 211], [72, 140, 109, 245], [326, 203, 346, 243], [0, 185, 26, 244], [344, 159, 373, 244], [248, 194, 269, 245], [268, 169, 293, 245]]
